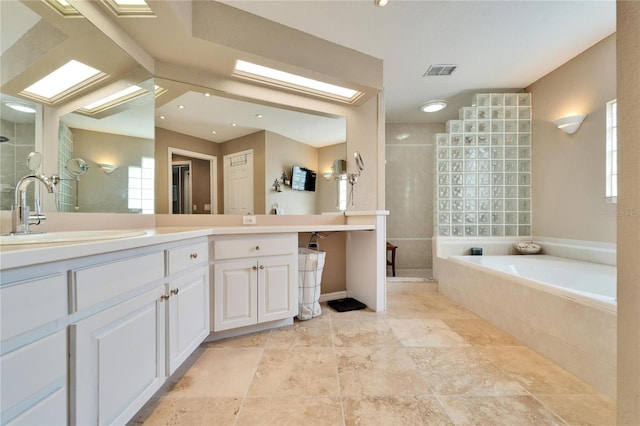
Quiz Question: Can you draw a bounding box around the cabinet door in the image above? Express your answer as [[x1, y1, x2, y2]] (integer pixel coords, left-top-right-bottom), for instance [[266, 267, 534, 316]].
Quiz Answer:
[[258, 255, 297, 324], [70, 287, 166, 426], [168, 267, 210, 375], [213, 260, 258, 331]]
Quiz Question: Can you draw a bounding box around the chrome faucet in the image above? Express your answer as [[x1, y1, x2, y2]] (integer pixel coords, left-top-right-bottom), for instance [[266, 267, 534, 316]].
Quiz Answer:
[[11, 173, 60, 234]]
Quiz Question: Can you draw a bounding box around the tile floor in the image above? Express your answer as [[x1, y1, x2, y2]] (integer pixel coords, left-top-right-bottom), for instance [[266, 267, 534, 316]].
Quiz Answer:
[[130, 282, 616, 426]]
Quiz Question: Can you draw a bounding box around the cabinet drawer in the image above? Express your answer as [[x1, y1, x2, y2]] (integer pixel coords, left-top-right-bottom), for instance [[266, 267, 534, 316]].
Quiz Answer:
[[1, 273, 67, 340], [167, 240, 208, 275], [71, 251, 164, 312], [212, 234, 295, 260], [1, 330, 66, 419]]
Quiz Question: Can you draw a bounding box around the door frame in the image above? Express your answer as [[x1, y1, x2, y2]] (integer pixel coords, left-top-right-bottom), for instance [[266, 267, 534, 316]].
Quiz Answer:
[[167, 147, 217, 214]]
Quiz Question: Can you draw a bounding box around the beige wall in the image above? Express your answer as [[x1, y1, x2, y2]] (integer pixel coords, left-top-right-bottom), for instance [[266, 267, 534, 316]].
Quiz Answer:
[[617, 1, 640, 423], [73, 128, 153, 213], [265, 131, 318, 215], [386, 123, 442, 271], [527, 35, 616, 243]]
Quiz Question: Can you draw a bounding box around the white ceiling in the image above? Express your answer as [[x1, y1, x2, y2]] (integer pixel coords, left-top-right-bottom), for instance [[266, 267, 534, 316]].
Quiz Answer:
[[220, 0, 616, 123]]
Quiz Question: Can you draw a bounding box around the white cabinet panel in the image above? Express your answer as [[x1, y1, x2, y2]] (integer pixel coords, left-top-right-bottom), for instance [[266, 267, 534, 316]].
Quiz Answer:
[[0, 330, 66, 425], [168, 267, 210, 374], [71, 287, 165, 426], [71, 251, 164, 312], [8, 387, 66, 426], [0, 273, 66, 340], [213, 260, 258, 331], [212, 234, 295, 260], [259, 256, 297, 323], [166, 240, 208, 275]]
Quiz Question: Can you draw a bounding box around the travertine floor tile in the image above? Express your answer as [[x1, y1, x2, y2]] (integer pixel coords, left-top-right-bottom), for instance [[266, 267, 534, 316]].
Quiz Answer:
[[203, 330, 271, 348], [480, 346, 598, 394], [248, 347, 339, 396], [128, 397, 241, 425], [535, 393, 616, 426], [332, 318, 401, 347], [266, 318, 333, 347], [443, 318, 523, 346], [409, 347, 528, 396], [411, 292, 479, 320], [237, 396, 343, 426], [164, 348, 262, 397], [387, 319, 470, 347], [336, 346, 430, 396], [342, 395, 452, 426], [439, 395, 564, 425]]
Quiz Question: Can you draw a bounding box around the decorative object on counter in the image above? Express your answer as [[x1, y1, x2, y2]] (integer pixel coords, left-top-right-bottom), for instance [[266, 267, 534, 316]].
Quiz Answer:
[[470, 247, 483, 255], [514, 241, 542, 254], [272, 179, 283, 192]]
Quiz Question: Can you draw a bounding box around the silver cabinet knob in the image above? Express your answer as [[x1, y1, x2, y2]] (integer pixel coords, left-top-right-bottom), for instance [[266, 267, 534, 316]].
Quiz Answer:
[[255, 246, 261, 251], [190, 252, 198, 259]]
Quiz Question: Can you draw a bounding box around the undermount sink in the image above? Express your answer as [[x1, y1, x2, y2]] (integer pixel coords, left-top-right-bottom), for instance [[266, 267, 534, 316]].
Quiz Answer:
[[0, 230, 147, 246]]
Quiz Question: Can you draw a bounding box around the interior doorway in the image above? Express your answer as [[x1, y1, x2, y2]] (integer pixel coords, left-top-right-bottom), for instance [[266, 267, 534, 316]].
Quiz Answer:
[[167, 147, 217, 214]]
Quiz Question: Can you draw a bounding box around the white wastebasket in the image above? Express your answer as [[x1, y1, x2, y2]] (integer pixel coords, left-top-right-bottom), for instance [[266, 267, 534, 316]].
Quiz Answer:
[[297, 247, 325, 320]]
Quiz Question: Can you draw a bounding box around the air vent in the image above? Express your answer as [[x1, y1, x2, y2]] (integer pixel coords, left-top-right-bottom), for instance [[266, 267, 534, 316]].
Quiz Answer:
[[424, 64, 457, 77]]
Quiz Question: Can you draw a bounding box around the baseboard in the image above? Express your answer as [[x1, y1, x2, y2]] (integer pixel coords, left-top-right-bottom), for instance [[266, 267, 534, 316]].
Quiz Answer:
[[319, 291, 347, 302]]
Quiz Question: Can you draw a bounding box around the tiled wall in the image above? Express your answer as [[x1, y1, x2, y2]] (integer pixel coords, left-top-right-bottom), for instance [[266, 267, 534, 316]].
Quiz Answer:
[[435, 93, 532, 237], [386, 123, 442, 270], [0, 118, 36, 211]]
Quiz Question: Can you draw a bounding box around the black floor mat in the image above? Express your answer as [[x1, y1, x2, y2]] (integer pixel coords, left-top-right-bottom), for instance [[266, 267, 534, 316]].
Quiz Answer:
[[327, 297, 367, 312]]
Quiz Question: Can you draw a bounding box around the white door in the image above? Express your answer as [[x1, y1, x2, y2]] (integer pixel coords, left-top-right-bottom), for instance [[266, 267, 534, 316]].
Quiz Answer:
[[224, 150, 253, 214]]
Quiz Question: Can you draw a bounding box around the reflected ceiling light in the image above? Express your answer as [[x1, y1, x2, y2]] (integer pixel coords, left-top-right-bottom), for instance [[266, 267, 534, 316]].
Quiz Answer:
[[374, 0, 389, 6], [22, 60, 105, 103], [101, 0, 155, 16], [80, 85, 147, 114], [159, 115, 165, 120], [233, 60, 362, 104], [419, 100, 447, 113], [231, 123, 237, 127], [4, 102, 36, 114], [177, 105, 185, 109], [43, 0, 82, 17], [204, 93, 211, 97], [554, 114, 587, 134], [255, 114, 263, 118], [211, 130, 217, 134]]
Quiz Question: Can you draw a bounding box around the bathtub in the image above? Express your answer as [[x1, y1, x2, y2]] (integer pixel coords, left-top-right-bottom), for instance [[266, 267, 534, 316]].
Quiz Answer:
[[435, 248, 617, 399], [451, 255, 616, 312]]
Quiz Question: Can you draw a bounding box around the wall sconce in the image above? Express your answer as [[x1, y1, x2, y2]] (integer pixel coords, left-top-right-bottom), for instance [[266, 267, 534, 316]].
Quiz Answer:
[[554, 114, 587, 134], [322, 171, 333, 181], [98, 163, 118, 174]]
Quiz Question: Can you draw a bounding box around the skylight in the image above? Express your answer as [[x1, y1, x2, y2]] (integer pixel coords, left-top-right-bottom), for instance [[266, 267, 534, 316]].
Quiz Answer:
[[80, 85, 146, 114], [43, 0, 81, 17], [233, 60, 362, 103], [102, 0, 155, 16], [22, 60, 105, 103]]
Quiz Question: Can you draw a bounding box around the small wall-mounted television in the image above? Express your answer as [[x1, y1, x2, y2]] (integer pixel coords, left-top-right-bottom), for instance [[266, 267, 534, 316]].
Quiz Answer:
[[291, 165, 317, 192]]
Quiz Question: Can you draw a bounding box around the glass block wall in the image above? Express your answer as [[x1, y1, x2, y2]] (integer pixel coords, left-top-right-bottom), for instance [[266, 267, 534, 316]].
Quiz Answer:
[[435, 93, 531, 237], [57, 122, 74, 212]]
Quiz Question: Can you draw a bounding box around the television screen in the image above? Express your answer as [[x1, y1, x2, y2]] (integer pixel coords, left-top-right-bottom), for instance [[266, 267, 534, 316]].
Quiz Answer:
[[291, 166, 316, 192]]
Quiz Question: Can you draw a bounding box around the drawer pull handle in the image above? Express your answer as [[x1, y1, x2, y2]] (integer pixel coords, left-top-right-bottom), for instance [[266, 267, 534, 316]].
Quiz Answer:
[[255, 246, 261, 251], [160, 294, 170, 301], [171, 288, 179, 296], [259, 265, 265, 270], [190, 252, 198, 259]]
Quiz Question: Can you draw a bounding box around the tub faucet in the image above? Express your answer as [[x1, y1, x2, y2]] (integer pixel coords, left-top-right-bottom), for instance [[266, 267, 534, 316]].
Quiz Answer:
[[11, 173, 60, 234]]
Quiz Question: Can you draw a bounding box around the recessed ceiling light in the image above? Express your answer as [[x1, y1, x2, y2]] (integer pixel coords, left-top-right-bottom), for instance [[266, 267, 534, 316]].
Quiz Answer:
[[204, 93, 211, 97], [255, 114, 263, 118], [231, 123, 237, 127], [22, 60, 105, 102], [159, 115, 165, 120], [420, 100, 447, 113], [233, 60, 362, 103], [374, 0, 389, 7], [4, 102, 37, 114], [211, 130, 217, 134], [177, 105, 185, 109]]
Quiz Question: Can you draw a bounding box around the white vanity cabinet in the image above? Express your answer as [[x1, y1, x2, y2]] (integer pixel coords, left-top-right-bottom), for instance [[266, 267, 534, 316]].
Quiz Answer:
[[212, 234, 297, 332], [69, 250, 166, 426], [165, 238, 210, 375], [0, 271, 68, 426]]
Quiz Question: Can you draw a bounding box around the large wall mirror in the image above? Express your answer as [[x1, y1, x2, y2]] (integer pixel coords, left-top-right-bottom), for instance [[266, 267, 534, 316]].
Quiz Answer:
[[1, 1, 346, 217], [154, 78, 347, 215]]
